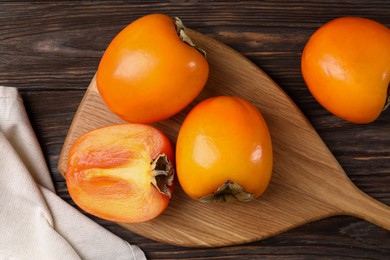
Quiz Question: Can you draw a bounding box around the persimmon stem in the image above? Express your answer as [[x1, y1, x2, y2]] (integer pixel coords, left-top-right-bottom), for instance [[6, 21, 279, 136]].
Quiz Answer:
[[150, 154, 174, 198], [199, 180, 254, 203], [174, 17, 207, 58]]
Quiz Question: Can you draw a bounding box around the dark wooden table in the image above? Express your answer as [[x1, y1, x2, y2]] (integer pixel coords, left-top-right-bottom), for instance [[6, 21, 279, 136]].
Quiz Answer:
[[1, 1, 389, 259]]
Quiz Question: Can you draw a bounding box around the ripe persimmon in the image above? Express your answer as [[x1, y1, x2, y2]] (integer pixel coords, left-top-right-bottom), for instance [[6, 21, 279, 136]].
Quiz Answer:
[[97, 14, 209, 124], [66, 124, 174, 223], [301, 17, 390, 123], [176, 96, 273, 203]]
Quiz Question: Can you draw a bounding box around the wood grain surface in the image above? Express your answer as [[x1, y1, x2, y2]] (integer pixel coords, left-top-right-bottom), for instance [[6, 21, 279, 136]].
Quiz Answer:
[[57, 30, 390, 247], [1, 1, 389, 259]]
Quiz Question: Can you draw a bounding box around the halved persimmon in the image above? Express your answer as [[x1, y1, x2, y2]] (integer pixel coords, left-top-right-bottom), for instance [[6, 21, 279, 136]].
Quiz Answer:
[[66, 124, 174, 223]]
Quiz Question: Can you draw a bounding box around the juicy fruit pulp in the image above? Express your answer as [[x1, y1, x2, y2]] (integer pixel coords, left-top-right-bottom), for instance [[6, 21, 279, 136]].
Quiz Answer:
[[66, 124, 174, 223], [176, 96, 273, 203]]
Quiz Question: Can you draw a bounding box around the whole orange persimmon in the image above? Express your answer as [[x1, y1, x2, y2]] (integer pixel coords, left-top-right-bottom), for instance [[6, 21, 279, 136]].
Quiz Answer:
[[176, 96, 273, 203], [301, 17, 390, 124], [66, 124, 174, 223], [97, 14, 209, 124]]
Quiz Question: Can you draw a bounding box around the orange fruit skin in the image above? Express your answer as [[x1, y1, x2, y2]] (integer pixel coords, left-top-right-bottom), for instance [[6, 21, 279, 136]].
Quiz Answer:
[[176, 96, 273, 200], [97, 14, 209, 124], [301, 17, 390, 123]]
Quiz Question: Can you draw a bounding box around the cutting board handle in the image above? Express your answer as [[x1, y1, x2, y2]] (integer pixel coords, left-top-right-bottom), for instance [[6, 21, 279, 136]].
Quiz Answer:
[[332, 180, 390, 230]]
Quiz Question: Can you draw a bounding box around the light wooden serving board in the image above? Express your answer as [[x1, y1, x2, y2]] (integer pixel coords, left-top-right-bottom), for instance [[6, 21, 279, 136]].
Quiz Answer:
[[58, 29, 390, 247]]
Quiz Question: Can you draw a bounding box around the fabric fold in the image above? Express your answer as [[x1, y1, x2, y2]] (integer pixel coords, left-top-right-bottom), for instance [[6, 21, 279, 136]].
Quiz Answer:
[[0, 86, 146, 260]]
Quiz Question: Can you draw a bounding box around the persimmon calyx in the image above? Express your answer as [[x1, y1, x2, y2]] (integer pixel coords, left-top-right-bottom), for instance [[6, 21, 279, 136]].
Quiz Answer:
[[174, 17, 207, 58], [199, 180, 254, 203], [384, 85, 390, 111], [150, 154, 174, 198]]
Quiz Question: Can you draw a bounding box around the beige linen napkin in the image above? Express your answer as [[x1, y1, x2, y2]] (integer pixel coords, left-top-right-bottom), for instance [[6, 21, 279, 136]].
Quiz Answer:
[[0, 86, 146, 260]]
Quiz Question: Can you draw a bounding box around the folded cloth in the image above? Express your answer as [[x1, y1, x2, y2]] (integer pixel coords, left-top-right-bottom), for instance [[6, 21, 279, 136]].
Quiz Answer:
[[0, 87, 146, 260]]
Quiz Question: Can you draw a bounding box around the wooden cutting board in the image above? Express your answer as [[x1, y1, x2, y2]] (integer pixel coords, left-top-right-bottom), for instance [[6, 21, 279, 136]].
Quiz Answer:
[[58, 29, 390, 247]]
